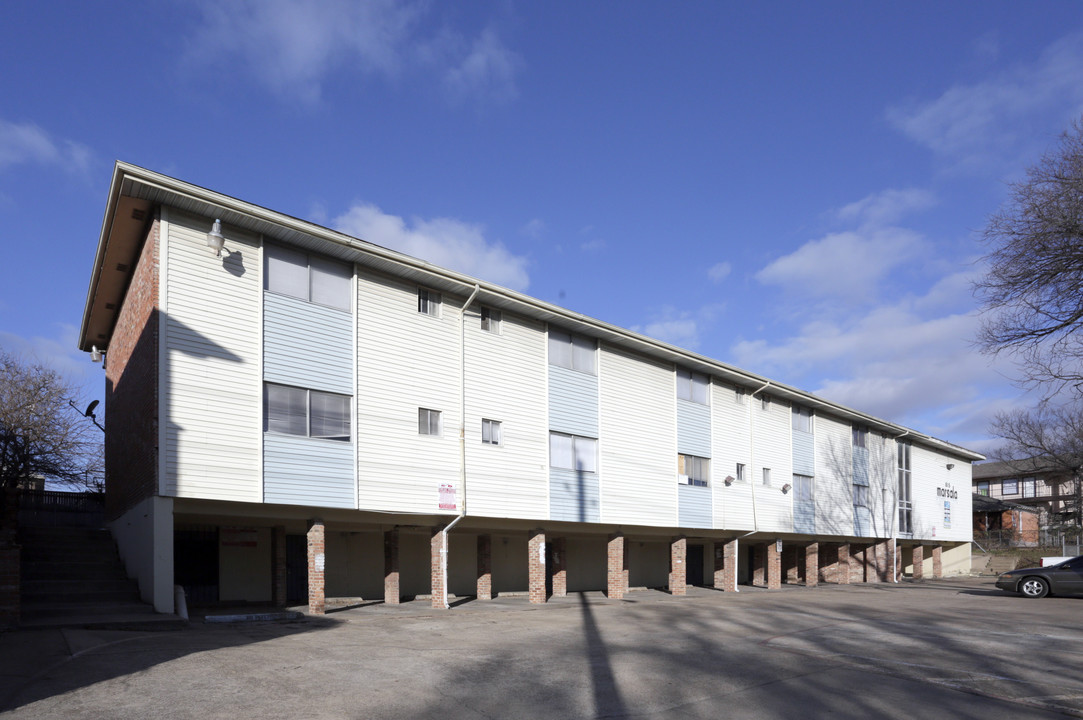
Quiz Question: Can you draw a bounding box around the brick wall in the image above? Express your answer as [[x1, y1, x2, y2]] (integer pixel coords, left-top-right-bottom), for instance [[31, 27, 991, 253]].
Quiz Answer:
[[669, 536, 686, 596], [384, 528, 400, 604], [805, 542, 819, 588], [766, 541, 781, 590], [607, 533, 625, 600], [104, 217, 159, 521], [430, 529, 446, 609], [528, 530, 546, 604], [550, 536, 566, 598], [307, 520, 325, 614], [476, 534, 492, 600]]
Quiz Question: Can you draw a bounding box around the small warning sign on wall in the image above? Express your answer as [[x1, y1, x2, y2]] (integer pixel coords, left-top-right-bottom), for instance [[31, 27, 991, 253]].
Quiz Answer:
[[439, 483, 457, 511]]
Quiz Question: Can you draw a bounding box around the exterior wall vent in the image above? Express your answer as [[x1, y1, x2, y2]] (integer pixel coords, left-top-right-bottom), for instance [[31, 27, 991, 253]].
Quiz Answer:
[[116, 263, 128, 272]]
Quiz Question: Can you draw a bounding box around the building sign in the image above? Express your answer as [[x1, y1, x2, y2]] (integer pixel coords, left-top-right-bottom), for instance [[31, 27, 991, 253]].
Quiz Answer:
[[439, 483, 457, 511], [943, 501, 952, 529], [937, 482, 956, 531], [221, 527, 258, 547]]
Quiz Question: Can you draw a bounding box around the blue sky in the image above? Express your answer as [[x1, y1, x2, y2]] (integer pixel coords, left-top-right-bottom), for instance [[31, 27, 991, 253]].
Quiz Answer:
[[2, 1, 1083, 455]]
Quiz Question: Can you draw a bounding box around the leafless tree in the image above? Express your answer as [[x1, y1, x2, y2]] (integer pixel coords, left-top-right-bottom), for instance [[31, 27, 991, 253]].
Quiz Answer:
[[975, 116, 1083, 397], [990, 403, 1083, 538], [0, 351, 102, 512]]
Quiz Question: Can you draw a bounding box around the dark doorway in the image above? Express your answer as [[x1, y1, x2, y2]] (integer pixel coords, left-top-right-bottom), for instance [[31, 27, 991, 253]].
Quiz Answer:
[[175, 526, 219, 605], [286, 535, 308, 603], [687, 544, 704, 586]]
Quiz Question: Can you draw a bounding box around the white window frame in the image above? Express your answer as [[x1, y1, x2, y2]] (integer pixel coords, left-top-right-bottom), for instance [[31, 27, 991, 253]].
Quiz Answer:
[[762, 467, 772, 486], [1002, 478, 1018, 495], [760, 395, 771, 411], [853, 484, 869, 507], [481, 418, 502, 445], [418, 288, 441, 317], [264, 383, 352, 441], [792, 406, 813, 433], [676, 368, 709, 405], [976, 480, 990, 496], [852, 426, 867, 448], [549, 432, 597, 473], [793, 474, 814, 502], [736, 463, 746, 483], [678, 454, 710, 487], [480, 307, 502, 333], [418, 407, 441, 436], [548, 329, 596, 375], [898, 441, 913, 536], [1022, 477, 1036, 498]]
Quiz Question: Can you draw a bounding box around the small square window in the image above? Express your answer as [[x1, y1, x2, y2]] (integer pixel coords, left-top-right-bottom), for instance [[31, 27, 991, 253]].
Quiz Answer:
[[976, 481, 989, 496], [482, 418, 501, 445], [481, 307, 502, 333], [735, 387, 748, 404], [418, 288, 441, 317], [418, 408, 441, 436], [736, 463, 746, 483], [762, 467, 772, 486], [760, 396, 771, 411]]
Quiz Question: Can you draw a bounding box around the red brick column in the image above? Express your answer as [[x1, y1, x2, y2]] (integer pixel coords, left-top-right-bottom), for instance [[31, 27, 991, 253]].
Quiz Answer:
[[307, 520, 326, 615], [384, 528, 400, 605], [784, 544, 800, 584], [607, 533, 625, 599], [912, 545, 924, 580], [865, 543, 880, 583], [932, 545, 943, 578], [669, 536, 687, 596], [528, 529, 546, 604], [713, 538, 737, 591], [766, 541, 781, 590], [837, 543, 850, 584], [805, 542, 819, 588], [271, 526, 287, 606], [551, 537, 567, 597], [430, 528, 447, 609], [476, 534, 492, 600]]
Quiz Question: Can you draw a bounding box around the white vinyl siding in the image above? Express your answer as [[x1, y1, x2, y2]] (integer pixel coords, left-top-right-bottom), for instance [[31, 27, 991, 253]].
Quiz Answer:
[[548, 329, 596, 374], [464, 308, 548, 520], [162, 210, 262, 502], [752, 396, 793, 532], [356, 269, 459, 514], [599, 346, 677, 526], [712, 381, 753, 530], [814, 415, 854, 535], [912, 445, 972, 542]]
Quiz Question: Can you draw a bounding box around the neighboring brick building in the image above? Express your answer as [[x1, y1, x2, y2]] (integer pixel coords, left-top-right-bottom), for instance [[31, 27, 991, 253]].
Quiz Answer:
[[972, 493, 1040, 548], [78, 163, 983, 616], [973, 460, 1081, 543]]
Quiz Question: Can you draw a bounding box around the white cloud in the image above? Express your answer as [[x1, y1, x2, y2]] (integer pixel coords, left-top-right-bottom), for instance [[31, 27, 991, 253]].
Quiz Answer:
[[580, 238, 606, 252], [633, 304, 725, 350], [520, 218, 545, 238], [185, 0, 519, 105], [836, 188, 935, 227], [707, 262, 731, 283], [0, 325, 97, 394], [887, 31, 1083, 167], [0, 119, 91, 174], [334, 203, 529, 290]]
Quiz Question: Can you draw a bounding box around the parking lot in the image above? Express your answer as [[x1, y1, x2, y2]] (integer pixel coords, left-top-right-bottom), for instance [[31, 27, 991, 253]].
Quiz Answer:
[[1, 577, 1081, 719]]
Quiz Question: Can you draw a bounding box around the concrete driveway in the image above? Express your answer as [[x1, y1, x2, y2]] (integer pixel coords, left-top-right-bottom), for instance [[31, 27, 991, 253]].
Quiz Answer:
[[1, 577, 1081, 719]]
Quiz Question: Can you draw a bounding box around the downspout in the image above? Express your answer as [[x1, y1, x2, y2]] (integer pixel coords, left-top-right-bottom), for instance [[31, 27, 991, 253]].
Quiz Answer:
[[437, 284, 481, 610]]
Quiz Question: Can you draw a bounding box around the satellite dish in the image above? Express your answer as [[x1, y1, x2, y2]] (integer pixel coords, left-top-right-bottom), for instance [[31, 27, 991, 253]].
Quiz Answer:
[[84, 400, 100, 418]]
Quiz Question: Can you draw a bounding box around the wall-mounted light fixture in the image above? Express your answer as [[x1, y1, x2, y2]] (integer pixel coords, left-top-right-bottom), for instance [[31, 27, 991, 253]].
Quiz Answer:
[[207, 218, 226, 256], [90, 345, 103, 363], [781, 483, 792, 494], [946, 463, 955, 470], [723, 475, 735, 486]]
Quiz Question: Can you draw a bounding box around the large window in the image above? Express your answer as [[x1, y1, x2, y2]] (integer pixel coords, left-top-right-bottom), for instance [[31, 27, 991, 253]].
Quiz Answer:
[[548, 329, 596, 375], [418, 408, 441, 436], [265, 244, 352, 311], [676, 368, 709, 404], [549, 432, 597, 473], [1022, 477, 1036, 498], [792, 406, 813, 433], [264, 383, 351, 441], [793, 474, 814, 502], [678, 454, 709, 487], [898, 441, 912, 535]]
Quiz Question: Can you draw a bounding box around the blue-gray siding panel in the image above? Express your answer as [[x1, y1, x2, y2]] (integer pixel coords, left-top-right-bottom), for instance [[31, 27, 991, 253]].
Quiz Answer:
[[853, 505, 872, 536], [549, 467, 599, 522], [264, 433, 354, 508], [264, 292, 353, 394], [852, 446, 869, 485], [678, 484, 712, 528], [792, 430, 815, 476], [677, 400, 711, 457], [549, 365, 598, 437], [794, 498, 815, 534]]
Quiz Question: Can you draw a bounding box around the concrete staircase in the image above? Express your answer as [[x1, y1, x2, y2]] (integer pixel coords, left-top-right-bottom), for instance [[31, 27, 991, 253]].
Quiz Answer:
[[18, 526, 185, 630], [971, 553, 1022, 576]]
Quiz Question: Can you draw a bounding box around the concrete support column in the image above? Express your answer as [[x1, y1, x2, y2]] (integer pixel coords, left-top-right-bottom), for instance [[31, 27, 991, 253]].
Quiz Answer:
[[384, 528, 400, 605], [476, 534, 492, 600], [528, 529, 546, 604], [837, 543, 851, 585], [271, 525, 287, 606], [551, 537, 567, 598], [306, 519, 326, 615], [607, 533, 625, 600], [805, 542, 819, 588], [430, 528, 447, 609], [669, 536, 687, 596], [913, 545, 925, 580], [766, 541, 781, 590], [932, 545, 943, 578]]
